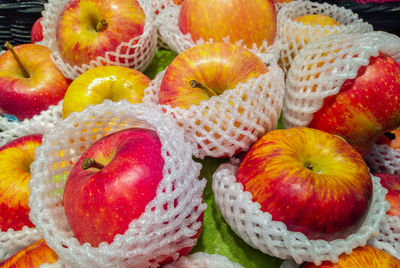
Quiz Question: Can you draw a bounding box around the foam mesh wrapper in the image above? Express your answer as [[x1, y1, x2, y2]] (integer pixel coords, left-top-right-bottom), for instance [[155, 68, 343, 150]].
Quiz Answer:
[[142, 64, 285, 159], [28, 101, 207, 268], [164, 252, 244, 268], [40, 0, 158, 80], [212, 161, 389, 265], [277, 0, 372, 74], [151, 0, 181, 49], [282, 31, 400, 129], [0, 120, 58, 261], [155, 5, 280, 66]]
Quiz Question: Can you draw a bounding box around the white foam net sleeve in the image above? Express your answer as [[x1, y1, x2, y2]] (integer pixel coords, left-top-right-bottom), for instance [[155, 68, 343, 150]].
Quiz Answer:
[[277, 0, 372, 74], [28, 100, 207, 268], [0, 120, 59, 261], [365, 144, 400, 175], [368, 215, 400, 260], [40, 0, 158, 80], [163, 252, 245, 268], [280, 259, 299, 268], [212, 162, 389, 265], [155, 5, 280, 66], [282, 31, 400, 128], [142, 64, 285, 159]]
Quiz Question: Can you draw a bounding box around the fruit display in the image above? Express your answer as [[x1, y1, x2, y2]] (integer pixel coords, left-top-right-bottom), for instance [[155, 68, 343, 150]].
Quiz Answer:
[[0, 0, 400, 267]]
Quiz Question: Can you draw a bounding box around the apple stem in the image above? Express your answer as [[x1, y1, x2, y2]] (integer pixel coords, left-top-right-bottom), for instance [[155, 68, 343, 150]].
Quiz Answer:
[[189, 80, 217, 97], [4, 42, 30, 78], [96, 19, 108, 32], [81, 158, 104, 170]]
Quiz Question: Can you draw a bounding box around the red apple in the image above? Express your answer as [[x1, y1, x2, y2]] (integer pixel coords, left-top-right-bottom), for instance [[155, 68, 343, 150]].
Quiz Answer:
[[0, 134, 42, 231], [178, 0, 276, 48], [63, 127, 165, 247], [0, 43, 71, 121], [0, 239, 58, 267], [374, 173, 400, 218], [308, 52, 400, 157], [236, 127, 373, 241], [56, 0, 146, 68], [31, 17, 43, 44], [301, 245, 400, 267], [61, 66, 151, 119], [376, 128, 400, 149]]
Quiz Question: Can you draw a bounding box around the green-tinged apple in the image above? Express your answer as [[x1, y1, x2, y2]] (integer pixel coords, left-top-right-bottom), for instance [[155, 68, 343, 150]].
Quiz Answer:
[[56, 0, 146, 67], [374, 173, 400, 218], [308, 52, 400, 157], [61, 66, 151, 119], [158, 42, 269, 109], [301, 245, 400, 267], [31, 17, 43, 43], [0, 134, 42, 231], [178, 0, 276, 48], [63, 128, 165, 247], [236, 127, 372, 241], [0, 239, 58, 267], [0, 43, 70, 120]]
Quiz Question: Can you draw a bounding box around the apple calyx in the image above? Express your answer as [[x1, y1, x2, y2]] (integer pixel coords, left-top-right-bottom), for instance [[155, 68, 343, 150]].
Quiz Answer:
[[384, 132, 396, 141], [81, 158, 104, 170], [189, 80, 217, 97], [95, 19, 108, 32], [4, 42, 30, 78]]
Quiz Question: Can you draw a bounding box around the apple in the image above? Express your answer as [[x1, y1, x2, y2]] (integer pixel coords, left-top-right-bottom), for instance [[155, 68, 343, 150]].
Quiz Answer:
[[373, 173, 400, 218], [293, 14, 340, 28], [0, 134, 42, 231], [31, 17, 44, 44], [63, 127, 165, 247], [56, 0, 146, 68], [61, 65, 151, 119], [0, 43, 71, 121], [178, 0, 276, 48], [308, 52, 400, 157], [158, 42, 269, 109], [301, 245, 400, 267], [376, 128, 400, 149], [236, 127, 373, 241], [0, 239, 58, 267]]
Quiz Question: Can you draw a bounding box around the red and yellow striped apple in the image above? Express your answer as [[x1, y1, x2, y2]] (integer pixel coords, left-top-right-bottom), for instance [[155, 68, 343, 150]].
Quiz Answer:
[[301, 245, 400, 267], [0, 134, 42, 231], [374, 173, 400, 218], [31, 17, 44, 44], [236, 127, 373, 241], [0, 43, 70, 120], [158, 42, 269, 109], [0, 239, 58, 267], [61, 66, 151, 119], [63, 128, 165, 247], [178, 0, 276, 48], [56, 0, 146, 67], [308, 52, 400, 157]]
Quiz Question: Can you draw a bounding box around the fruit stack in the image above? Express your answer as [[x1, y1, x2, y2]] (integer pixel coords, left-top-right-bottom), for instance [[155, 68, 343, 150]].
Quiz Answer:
[[0, 0, 400, 267]]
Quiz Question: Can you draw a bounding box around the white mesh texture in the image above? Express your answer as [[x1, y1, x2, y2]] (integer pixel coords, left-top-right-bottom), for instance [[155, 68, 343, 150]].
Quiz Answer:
[[28, 100, 207, 268], [0, 120, 58, 261], [155, 5, 280, 66], [277, 0, 372, 74], [163, 252, 245, 268], [365, 144, 400, 175], [282, 31, 400, 128], [142, 64, 285, 159], [369, 215, 400, 260], [212, 162, 389, 265], [40, 0, 158, 80]]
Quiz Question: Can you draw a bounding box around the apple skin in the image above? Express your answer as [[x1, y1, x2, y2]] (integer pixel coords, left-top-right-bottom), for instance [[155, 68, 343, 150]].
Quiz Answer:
[[0, 44, 71, 121], [0, 134, 42, 231], [63, 128, 165, 247], [292, 14, 340, 27], [376, 128, 400, 149], [56, 0, 145, 67], [308, 52, 400, 157], [61, 66, 151, 119], [178, 0, 276, 48], [236, 127, 373, 241], [31, 17, 44, 43], [301, 245, 400, 267], [158, 42, 269, 109], [0, 239, 58, 267], [373, 173, 400, 218]]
